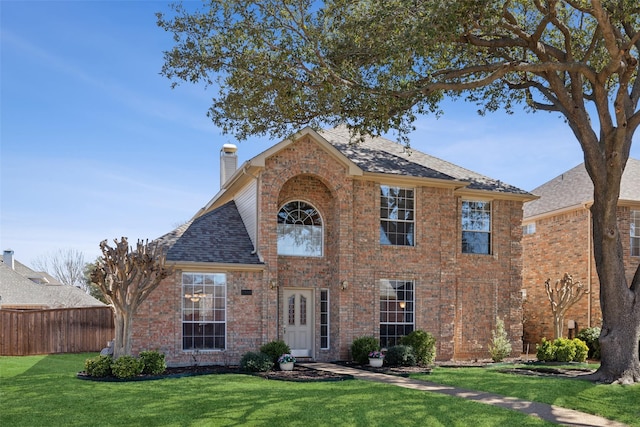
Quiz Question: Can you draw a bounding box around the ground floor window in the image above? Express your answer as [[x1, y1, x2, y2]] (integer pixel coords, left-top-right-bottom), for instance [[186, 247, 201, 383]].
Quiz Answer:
[[320, 289, 329, 349], [182, 272, 226, 350], [379, 279, 414, 347]]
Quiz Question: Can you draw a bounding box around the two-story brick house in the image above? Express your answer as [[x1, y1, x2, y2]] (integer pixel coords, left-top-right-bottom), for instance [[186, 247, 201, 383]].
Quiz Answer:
[[522, 159, 640, 347], [131, 127, 535, 366]]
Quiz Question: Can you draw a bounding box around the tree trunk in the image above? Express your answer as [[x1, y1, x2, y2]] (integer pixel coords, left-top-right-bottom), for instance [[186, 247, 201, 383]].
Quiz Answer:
[[586, 145, 640, 384], [112, 309, 134, 359]]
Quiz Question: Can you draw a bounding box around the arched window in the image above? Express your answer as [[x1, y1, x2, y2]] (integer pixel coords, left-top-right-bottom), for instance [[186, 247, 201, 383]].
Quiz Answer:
[[277, 201, 323, 256]]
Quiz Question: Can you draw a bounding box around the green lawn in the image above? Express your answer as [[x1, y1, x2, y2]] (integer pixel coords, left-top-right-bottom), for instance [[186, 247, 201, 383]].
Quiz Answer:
[[411, 365, 640, 427], [0, 354, 632, 426]]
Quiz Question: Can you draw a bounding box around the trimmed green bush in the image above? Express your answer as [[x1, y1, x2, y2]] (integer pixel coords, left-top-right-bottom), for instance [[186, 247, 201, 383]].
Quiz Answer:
[[84, 355, 113, 378], [259, 340, 291, 364], [351, 336, 379, 365], [111, 355, 143, 379], [572, 338, 589, 362], [384, 345, 416, 367], [399, 330, 436, 366], [576, 327, 601, 359], [554, 338, 577, 362], [536, 338, 556, 362], [240, 352, 274, 372], [139, 350, 166, 375], [536, 337, 589, 363], [487, 318, 512, 362]]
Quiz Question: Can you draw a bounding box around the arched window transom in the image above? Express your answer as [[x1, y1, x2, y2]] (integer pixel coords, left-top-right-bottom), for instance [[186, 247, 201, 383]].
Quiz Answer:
[[277, 201, 323, 257]]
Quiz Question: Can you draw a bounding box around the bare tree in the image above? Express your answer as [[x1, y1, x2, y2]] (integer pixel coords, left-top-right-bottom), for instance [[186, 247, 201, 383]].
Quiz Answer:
[[545, 273, 588, 339], [32, 248, 87, 291], [90, 237, 173, 358]]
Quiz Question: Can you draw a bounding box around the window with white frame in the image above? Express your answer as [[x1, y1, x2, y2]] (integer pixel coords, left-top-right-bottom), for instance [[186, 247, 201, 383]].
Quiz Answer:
[[380, 185, 415, 246], [379, 279, 414, 347], [182, 273, 226, 351], [462, 200, 491, 254], [632, 210, 639, 257], [320, 289, 329, 349], [522, 222, 536, 235], [277, 200, 323, 256]]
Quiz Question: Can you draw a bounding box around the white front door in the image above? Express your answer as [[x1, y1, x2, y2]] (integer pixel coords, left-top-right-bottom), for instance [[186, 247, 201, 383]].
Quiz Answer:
[[283, 289, 313, 357]]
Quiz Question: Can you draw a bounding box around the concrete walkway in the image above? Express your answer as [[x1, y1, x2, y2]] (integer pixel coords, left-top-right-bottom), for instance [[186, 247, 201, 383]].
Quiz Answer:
[[306, 362, 628, 427]]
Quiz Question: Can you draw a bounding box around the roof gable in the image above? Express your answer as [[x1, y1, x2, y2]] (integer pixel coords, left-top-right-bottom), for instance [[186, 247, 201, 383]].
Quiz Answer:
[[165, 201, 263, 265], [524, 158, 640, 218]]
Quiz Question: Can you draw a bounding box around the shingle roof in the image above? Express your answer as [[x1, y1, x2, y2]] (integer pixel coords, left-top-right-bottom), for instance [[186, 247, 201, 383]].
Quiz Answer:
[[319, 127, 530, 195], [165, 201, 262, 265], [0, 259, 105, 308], [524, 158, 640, 218]]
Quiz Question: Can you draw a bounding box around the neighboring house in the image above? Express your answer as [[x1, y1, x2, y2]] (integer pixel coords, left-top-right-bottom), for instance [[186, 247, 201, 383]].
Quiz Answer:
[[133, 126, 535, 366], [522, 159, 640, 346], [0, 250, 105, 309]]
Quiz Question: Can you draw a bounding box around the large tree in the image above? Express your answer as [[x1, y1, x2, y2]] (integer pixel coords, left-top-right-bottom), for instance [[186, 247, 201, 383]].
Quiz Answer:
[[90, 238, 173, 358], [32, 248, 87, 291], [157, 0, 640, 383]]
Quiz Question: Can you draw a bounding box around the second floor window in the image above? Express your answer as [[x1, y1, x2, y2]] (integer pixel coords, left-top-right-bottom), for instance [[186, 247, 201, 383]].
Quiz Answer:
[[632, 210, 639, 257], [277, 200, 323, 256], [380, 185, 414, 246], [462, 200, 491, 254]]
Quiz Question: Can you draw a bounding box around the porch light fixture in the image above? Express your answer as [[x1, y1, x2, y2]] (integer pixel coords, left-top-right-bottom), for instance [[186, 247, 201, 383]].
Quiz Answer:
[[341, 280, 348, 291], [270, 279, 278, 289]]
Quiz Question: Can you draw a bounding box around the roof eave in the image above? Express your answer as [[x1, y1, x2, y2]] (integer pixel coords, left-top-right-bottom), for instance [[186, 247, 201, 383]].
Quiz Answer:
[[455, 187, 538, 202], [360, 171, 468, 189], [169, 261, 266, 272]]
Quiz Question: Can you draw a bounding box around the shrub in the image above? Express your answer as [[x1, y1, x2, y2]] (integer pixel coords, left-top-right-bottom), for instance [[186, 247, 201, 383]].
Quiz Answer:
[[139, 350, 166, 375], [240, 352, 274, 372], [554, 338, 577, 362], [572, 338, 589, 363], [399, 330, 437, 366], [260, 340, 291, 364], [576, 327, 601, 359], [84, 355, 112, 378], [351, 336, 380, 365], [111, 355, 143, 379], [536, 338, 556, 362], [487, 318, 512, 362], [384, 345, 416, 367]]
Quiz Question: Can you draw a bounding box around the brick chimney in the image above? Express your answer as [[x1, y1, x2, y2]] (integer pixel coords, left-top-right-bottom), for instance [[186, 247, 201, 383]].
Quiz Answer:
[[3, 249, 15, 270], [220, 143, 238, 188]]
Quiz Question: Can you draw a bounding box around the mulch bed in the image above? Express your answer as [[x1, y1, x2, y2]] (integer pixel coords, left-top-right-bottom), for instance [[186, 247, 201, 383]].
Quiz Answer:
[[77, 364, 353, 382]]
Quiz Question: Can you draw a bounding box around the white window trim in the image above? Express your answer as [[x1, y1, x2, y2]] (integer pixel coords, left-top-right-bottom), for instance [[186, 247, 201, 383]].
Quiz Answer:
[[181, 272, 227, 352], [380, 185, 416, 247], [461, 199, 492, 255], [277, 199, 324, 257]]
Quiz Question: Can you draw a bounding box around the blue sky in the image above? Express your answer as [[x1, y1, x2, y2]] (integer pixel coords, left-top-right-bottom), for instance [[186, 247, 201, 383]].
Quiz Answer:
[[2, 1, 638, 268]]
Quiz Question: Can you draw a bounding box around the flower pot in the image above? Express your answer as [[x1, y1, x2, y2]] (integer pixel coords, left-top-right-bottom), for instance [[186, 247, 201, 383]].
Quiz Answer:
[[369, 358, 383, 368], [279, 362, 294, 371]]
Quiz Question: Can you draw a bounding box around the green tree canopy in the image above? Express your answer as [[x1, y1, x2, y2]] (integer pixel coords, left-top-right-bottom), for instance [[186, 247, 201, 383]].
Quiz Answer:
[[158, 0, 640, 384]]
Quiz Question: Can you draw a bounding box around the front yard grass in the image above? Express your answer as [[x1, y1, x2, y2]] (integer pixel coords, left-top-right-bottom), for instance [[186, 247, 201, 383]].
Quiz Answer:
[[0, 354, 635, 426], [411, 364, 640, 427]]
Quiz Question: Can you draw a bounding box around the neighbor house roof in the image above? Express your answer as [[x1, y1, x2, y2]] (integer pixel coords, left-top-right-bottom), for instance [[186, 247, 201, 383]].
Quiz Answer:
[[524, 158, 640, 219], [0, 258, 105, 309], [163, 201, 263, 265]]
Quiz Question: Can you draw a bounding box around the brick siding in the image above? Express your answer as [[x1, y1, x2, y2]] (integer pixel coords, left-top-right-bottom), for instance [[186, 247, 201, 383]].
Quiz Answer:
[[132, 135, 527, 365]]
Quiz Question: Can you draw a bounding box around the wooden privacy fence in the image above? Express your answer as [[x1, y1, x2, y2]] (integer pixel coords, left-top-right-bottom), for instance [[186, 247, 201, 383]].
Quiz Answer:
[[0, 306, 114, 356]]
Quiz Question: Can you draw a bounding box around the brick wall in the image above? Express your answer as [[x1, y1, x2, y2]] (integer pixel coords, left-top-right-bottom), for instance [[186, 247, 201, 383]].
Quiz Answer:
[[522, 205, 640, 348], [132, 134, 527, 365]]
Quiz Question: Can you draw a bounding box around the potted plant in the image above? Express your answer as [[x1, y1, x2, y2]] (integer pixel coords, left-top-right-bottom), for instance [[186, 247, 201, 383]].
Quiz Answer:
[[368, 350, 384, 367], [277, 353, 296, 371]]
